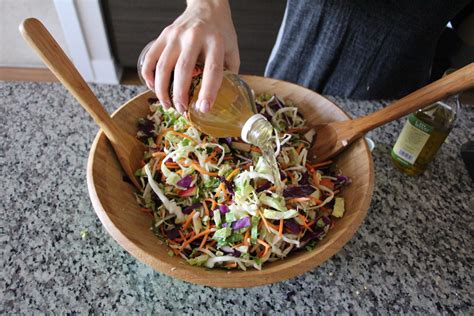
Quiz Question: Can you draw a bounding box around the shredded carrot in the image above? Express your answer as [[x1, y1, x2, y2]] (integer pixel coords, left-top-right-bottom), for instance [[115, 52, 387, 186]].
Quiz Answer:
[[179, 228, 211, 252], [165, 162, 179, 166], [226, 168, 240, 181], [182, 210, 196, 231], [185, 231, 195, 239], [214, 183, 225, 199], [199, 231, 210, 249], [166, 130, 197, 143], [250, 146, 262, 153], [155, 128, 173, 146], [305, 163, 315, 173], [178, 230, 187, 242], [174, 233, 191, 243], [243, 229, 250, 246], [257, 239, 270, 258], [288, 171, 297, 185], [204, 149, 219, 162], [311, 160, 333, 169], [191, 162, 218, 176], [222, 188, 229, 201], [241, 163, 252, 170], [312, 172, 320, 187], [258, 210, 270, 232], [225, 262, 238, 268], [205, 198, 217, 210], [298, 214, 314, 232], [202, 201, 210, 217], [151, 151, 166, 158], [155, 158, 164, 170], [278, 219, 284, 237], [258, 211, 280, 232], [296, 143, 305, 154]]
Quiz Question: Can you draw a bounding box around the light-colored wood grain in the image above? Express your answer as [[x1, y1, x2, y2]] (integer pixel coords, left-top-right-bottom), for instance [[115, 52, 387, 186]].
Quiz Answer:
[[311, 63, 474, 162], [0, 67, 58, 82], [19, 18, 145, 189], [87, 76, 374, 288]]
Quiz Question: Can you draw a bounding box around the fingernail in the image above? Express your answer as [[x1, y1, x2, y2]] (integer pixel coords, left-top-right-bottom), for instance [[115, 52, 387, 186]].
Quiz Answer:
[[146, 80, 154, 90], [200, 100, 210, 113], [161, 100, 172, 109], [175, 101, 185, 114]]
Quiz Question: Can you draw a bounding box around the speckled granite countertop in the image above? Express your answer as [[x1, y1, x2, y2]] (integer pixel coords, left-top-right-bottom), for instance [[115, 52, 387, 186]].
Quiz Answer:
[[1, 81, 473, 314]]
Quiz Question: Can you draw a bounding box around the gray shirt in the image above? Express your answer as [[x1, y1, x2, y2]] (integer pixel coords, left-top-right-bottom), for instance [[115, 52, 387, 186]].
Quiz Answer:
[[265, 0, 470, 99]]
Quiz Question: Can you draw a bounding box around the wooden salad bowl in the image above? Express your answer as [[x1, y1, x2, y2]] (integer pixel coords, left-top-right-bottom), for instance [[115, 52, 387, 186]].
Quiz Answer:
[[87, 76, 375, 288]]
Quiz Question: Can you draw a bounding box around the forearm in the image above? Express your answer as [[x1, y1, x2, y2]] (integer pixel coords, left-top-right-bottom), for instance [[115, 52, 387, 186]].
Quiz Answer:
[[186, 0, 231, 17]]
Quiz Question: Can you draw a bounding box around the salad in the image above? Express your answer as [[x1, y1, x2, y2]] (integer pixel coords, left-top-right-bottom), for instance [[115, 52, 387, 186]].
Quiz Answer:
[[134, 94, 349, 270]]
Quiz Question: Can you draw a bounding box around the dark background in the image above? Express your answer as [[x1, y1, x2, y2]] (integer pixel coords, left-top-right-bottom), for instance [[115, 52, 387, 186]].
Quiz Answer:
[[101, 0, 286, 76]]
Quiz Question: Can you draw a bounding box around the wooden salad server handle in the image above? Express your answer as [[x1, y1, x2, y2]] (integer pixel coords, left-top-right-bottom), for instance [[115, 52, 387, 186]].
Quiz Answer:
[[20, 18, 146, 189], [310, 63, 474, 162]]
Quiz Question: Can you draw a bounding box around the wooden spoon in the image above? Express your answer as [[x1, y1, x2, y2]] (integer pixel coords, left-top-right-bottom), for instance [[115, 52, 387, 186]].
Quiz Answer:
[[310, 63, 474, 162], [20, 18, 145, 189]]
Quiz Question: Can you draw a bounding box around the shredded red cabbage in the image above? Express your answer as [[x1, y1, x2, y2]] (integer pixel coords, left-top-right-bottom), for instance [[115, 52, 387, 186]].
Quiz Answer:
[[256, 181, 272, 193], [177, 175, 193, 189], [283, 185, 315, 198], [137, 118, 155, 136], [284, 219, 301, 234], [165, 227, 180, 240], [183, 202, 201, 214], [300, 172, 310, 185], [232, 216, 251, 230], [219, 204, 230, 215]]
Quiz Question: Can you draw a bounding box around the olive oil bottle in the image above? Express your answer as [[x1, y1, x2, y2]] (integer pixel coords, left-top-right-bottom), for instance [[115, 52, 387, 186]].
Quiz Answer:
[[137, 41, 283, 192], [391, 95, 460, 175]]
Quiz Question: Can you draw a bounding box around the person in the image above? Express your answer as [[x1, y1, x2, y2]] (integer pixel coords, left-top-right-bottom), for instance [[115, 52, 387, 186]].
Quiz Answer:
[[141, 0, 470, 114]]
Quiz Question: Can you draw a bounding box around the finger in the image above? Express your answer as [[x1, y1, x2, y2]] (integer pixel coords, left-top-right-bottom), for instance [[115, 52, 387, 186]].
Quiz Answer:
[[225, 51, 240, 73], [141, 39, 166, 90], [197, 37, 225, 113], [154, 43, 180, 110], [172, 37, 201, 114]]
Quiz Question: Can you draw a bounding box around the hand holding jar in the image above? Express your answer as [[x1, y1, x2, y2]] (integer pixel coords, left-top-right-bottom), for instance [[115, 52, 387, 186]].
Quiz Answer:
[[138, 0, 240, 114]]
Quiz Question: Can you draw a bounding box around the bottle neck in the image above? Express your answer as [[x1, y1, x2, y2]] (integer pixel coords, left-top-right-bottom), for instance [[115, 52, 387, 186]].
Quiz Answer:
[[241, 114, 273, 146]]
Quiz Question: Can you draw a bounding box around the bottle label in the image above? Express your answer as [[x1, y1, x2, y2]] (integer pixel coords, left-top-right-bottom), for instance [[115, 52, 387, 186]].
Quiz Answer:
[[392, 114, 433, 165]]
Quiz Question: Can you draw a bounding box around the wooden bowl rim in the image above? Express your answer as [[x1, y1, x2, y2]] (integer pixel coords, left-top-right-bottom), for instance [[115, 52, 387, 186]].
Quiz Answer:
[[87, 76, 375, 288]]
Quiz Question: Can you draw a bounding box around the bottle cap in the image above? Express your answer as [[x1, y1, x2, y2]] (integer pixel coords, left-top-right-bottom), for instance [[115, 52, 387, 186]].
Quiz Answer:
[[241, 114, 268, 143]]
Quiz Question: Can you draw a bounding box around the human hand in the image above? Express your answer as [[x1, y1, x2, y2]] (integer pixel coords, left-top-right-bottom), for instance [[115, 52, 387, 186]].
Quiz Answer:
[[141, 0, 239, 114]]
